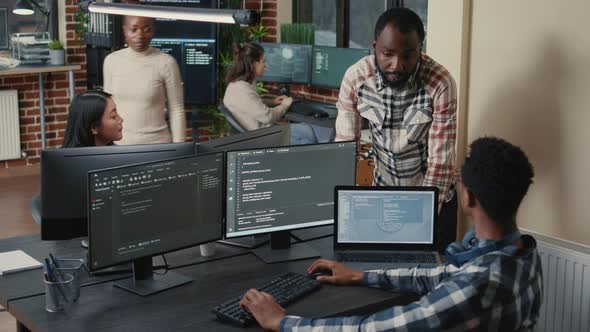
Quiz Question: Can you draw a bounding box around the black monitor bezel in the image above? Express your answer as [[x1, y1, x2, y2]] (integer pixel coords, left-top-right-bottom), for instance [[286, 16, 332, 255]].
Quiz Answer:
[[333, 185, 439, 252], [258, 42, 313, 85], [224, 141, 358, 240], [86, 152, 225, 272], [40, 142, 195, 241], [195, 125, 291, 154], [310, 45, 371, 89]]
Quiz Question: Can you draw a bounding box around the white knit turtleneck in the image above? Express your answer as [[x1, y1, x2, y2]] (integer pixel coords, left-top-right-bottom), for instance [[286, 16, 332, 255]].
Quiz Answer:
[[103, 46, 186, 145]]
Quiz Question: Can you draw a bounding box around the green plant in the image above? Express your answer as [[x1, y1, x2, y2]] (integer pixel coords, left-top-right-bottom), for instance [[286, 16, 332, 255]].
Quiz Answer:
[[201, 105, 231, 135], [280, 23, 315, 45], [73, 0, 88, 45], [48, 40, 64, 50], [247, 24, 269, 42], [255, 81, 268, 95]]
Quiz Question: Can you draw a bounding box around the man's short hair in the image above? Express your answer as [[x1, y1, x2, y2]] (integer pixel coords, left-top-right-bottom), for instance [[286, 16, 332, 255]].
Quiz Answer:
[[461, 137, 534, 224], [374, 7, 425, 42]]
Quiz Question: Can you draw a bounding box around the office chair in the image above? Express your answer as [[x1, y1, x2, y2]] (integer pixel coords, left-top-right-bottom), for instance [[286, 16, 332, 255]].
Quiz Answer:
[[219, 104, 246, 134], [29, 194, 42, 225]]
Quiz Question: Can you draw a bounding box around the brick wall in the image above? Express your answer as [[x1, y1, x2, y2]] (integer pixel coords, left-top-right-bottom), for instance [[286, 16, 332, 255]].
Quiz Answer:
[[0, 0, 86, 168]]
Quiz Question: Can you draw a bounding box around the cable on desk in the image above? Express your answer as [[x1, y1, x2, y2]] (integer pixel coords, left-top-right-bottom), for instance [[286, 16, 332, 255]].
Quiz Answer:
[[295, 233, 333, 243], [153, 255, 170, 275]]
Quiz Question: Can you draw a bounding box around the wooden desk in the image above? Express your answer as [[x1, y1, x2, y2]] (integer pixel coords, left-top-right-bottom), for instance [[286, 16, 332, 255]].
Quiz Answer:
[[1, 234, 417, 331], [0, 64, 81, 149]]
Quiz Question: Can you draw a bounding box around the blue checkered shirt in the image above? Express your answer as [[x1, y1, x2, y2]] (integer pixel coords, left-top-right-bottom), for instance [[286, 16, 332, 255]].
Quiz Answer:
[[280, 235, 543, 331]]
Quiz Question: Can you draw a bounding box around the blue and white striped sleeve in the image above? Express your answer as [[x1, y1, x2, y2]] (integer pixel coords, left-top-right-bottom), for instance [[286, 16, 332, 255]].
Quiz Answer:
[[363, 264, 458, 295], [280, 272, 482, 332]]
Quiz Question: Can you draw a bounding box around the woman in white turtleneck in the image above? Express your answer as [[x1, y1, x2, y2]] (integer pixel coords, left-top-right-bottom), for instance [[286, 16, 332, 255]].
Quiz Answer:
[[103, 15, 185, 145]]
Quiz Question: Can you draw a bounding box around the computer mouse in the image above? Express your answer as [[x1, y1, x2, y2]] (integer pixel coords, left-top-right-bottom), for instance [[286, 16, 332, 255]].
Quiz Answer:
[[313, 111, 329, 119], [309, 269, 333, 279]]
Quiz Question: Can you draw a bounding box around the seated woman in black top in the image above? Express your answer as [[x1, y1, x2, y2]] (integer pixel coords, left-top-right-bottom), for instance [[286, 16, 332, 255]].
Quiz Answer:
[[63, 90, 124, 147]]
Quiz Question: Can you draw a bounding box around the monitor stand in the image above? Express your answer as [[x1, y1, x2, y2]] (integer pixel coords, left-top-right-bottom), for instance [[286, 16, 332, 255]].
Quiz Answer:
[[113, 256, 193, 296], [217, 234, 269, 249], [252, 231, 320, 264]]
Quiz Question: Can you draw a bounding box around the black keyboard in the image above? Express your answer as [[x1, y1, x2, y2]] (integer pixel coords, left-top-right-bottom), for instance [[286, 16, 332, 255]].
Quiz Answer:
[[212, 272, 321, 327], [337, 252, 438, 264]]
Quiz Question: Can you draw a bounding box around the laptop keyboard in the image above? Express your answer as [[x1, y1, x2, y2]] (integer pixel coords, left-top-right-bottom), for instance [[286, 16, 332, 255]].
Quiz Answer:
[[337, 252, 438, 264]]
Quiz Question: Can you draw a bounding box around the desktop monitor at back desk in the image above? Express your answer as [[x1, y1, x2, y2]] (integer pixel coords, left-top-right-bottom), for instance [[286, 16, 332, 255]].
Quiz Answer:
[[225, 141, 358, 263], [41, 142, 194, 240], [311, 46, 371, 89], [258, 42, 312, 85], [87, 153, 224, 296]]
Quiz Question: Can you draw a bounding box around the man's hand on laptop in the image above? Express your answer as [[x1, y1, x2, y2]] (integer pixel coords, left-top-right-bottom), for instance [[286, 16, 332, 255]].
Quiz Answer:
[[307, 259, 364, 285]]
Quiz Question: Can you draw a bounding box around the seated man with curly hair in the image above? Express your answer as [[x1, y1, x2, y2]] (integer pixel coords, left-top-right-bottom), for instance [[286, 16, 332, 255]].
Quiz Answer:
[[240, 137, 543, 332]]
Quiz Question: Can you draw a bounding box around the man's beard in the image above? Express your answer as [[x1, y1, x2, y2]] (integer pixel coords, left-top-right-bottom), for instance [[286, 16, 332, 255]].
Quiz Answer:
[[374, 57, 416, 88]]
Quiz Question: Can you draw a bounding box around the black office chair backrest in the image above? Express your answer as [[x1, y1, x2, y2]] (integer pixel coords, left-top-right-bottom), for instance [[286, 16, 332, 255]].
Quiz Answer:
[[220, 104, 246, 133]]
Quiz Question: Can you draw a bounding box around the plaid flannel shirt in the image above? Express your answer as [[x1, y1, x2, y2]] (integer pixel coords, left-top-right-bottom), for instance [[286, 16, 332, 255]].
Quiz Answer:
[[280, 234, 543, 331], [335, 54, 457, 210]]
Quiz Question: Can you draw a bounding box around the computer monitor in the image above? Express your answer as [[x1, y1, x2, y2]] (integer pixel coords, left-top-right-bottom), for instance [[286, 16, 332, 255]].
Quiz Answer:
[[196, 125, 291, 154], [149, 0, 218, 104], [197, 125, 291, 248], [225, 142, 357, 263], [258, 42, 312, 84], [311, 46, 371, 89], [88, 153, 224, 296], [41, 142, 194, 240], [150, 38, 217, 105]]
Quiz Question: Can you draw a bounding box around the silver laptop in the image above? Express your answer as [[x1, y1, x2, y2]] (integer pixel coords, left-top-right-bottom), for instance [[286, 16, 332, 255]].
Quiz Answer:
[[333, 186, 443, 270]]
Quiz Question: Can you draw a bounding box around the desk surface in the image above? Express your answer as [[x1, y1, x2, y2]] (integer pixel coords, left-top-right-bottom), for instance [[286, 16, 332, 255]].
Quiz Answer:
[[7, 237, 417, 331], [0, 64, 81, 76], [1, 229, 418, 332], [285, 100, 337, 128]]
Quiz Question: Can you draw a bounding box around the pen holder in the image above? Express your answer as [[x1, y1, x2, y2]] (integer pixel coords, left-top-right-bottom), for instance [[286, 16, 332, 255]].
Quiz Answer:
[[54, 258, 84, 302], [44, 273, 76, 312]]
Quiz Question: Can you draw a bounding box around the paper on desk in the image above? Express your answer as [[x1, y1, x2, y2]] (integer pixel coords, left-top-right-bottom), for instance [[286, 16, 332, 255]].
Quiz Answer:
[[0, 250, 43, 275]]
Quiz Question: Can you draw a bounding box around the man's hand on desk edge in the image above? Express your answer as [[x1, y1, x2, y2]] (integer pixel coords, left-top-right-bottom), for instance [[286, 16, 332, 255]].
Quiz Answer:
[[240, 288, 285, 332], [308, 259, 364, 285]]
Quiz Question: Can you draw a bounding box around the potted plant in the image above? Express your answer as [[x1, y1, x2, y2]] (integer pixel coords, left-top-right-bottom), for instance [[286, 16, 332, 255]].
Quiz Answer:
[[48, 40, 65, 65]]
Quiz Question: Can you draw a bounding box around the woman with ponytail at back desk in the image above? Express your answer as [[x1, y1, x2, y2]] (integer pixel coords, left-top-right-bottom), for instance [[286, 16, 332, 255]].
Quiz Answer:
[[223, 42, 318, 145]]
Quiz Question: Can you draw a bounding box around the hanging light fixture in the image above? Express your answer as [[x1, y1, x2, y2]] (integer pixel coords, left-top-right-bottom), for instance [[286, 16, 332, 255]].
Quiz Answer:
[[13, 0, 48, 16], [79, 1, 260, 26]]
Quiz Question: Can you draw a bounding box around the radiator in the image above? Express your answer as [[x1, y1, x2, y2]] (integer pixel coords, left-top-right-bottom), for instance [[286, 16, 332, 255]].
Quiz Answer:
[[0, 89, 21, 161], [526, 230, 590, 332]]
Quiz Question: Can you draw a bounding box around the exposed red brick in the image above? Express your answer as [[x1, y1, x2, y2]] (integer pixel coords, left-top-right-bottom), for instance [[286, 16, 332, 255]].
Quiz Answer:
[[4, 77, 24, 84], [27, 125, 41, 133], [261, 19, 276, 26], [47, 90, 67, 98], [54, 98, 70, 105]]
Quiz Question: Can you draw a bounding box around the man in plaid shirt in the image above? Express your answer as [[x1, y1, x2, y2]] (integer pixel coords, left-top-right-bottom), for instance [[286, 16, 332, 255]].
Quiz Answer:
[[335, 8, 458, 250], [240, 137, 542, 331]]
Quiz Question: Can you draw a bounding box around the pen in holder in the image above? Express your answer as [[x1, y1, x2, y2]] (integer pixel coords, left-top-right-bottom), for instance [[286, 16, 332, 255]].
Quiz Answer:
[[53, 258, 84, 302], [44, 273, 75, 312]]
